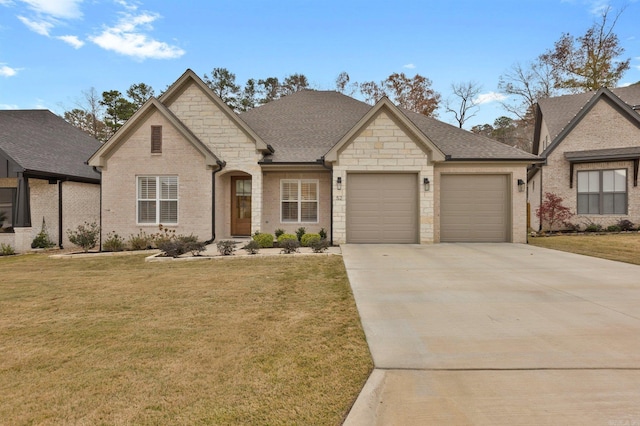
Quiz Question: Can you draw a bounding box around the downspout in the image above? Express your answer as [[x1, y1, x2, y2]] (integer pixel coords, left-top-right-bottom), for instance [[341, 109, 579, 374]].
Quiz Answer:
[[92, 166, 102, 250], [58, 180, 63, 249], [205, 160, 226, 244], [319, 156, 334, 246], [538, 166, 543, 232]]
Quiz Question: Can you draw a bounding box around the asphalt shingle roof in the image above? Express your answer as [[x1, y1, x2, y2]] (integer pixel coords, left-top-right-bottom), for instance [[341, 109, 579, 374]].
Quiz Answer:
[[240, 90, 539, 162], [0, 110, 101, 181]]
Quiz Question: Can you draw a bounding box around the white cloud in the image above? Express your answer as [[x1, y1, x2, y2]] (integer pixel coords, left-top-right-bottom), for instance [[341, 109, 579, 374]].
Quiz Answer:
[[18, 15, 53, 35], [475, 92, 508, 105], [57, 34, 83, 48], [90, 11, 185, 60], [20, 0, 83, 19], [0, 64, 18, 77], [403, 63, 416, 69], [0, 103, 20, 109]]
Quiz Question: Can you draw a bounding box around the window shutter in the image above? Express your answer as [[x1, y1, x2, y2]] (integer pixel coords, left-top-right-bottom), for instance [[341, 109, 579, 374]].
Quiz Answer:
[[151, 126, 162, 153]]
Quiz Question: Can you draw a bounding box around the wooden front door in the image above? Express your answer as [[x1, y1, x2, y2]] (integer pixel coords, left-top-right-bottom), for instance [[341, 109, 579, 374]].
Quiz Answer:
[[231, 176, 251, 236]]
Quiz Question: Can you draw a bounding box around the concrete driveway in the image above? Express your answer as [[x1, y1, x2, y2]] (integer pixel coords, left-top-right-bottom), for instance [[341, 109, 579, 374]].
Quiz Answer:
[[342, 244, 640, 425]]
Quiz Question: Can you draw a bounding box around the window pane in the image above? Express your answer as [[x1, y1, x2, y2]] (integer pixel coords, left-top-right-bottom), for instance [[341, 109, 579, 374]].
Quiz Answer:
[[281, 182, 298, 201], [603, 193, 614, 214], [301, 202, 318, 222], [139, 177, 156, 199], [577, 171, 589, 193], [138, 200, 156, 223], [160, 176, 177, 199], [588, 171, 599, 192], [603, 170, 614, 192], [614, 169, 626, 192], [577, 194, 588, 214], [614, 193, 626, 214], [160, 200, 177, 223], [588, 194, 599, 214], [282, 201, 297, 221], [301, 182, 317, 201]]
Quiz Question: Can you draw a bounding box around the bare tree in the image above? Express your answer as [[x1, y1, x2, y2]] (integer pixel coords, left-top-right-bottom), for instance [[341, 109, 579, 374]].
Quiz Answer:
[[335, 71, 358, 96], [64, 87, 109, 142], [445, 81, 482, 128], [498, 60, 555, 121]]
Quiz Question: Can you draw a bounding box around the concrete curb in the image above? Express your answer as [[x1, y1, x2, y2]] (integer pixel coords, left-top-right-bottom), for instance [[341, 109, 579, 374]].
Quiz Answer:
[[342, 369, 386, 426]]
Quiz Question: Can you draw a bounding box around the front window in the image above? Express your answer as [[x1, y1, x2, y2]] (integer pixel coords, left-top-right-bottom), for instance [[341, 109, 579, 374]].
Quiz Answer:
[[281, 179, 318, 223], [577, 169, 626, 214], [137, 176, 178, 224], [0, 188, 14, 229]]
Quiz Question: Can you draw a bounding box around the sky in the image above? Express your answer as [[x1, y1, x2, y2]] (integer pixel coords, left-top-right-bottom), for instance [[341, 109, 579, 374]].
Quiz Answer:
[[0, 0, 639, 130]]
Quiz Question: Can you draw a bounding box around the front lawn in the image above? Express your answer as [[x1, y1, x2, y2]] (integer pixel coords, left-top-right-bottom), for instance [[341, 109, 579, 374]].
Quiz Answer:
[[0, 254, 372, 425], [528, 233, 640, 265]]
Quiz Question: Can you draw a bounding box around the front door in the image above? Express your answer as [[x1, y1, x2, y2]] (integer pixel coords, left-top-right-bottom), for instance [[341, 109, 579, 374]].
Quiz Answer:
[[231, 176, 251, 236]]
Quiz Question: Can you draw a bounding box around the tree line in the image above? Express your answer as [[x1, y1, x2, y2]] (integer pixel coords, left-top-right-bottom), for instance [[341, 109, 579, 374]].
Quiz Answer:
[[65, 7, 634, 149]]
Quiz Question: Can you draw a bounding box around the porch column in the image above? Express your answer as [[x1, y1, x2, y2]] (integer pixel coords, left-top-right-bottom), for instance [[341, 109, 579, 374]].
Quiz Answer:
[[14, 173, 31, 227]]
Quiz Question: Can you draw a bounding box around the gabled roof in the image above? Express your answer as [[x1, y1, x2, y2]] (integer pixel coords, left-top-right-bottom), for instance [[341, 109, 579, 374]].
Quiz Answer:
[[324, 97, 446, 162], [88, 98, 220, 168], [159, 69, 269, 152], [0, 110, 101, 182], [535, 85, 640, 156]]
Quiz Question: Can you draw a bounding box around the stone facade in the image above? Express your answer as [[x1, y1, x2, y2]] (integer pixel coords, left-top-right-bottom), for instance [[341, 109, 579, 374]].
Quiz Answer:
[[331, 111, 435, 244], [531, 97, 640, 230]]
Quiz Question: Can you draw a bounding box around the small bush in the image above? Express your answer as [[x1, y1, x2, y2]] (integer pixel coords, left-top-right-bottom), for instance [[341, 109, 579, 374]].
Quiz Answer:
[[156, 234, 206, 258], [310, 238, 330, 253], [0, 243, 15, 256], [243, 240, 260, 255], [67, 221, 100, 252], [151, 225, 176, 249], [274, 228, 285, 238], [296, 227, 306, 241], [216, 240, 236, 256], [102, 232, 125, 252], [584, 223, 603, 233], [616, 219, 635, 231], [536, 192, 573, 232], [31, 218, 55, 249], [301, 233, 321, 247], [277, 233, 298, 243], [253, 233, 274, 248], [563, 222, 581, 232], [279, 239, 300, 254], [319, 228, 327, 240], [606, 225, 622, 233], [179, 234, 206, 256], [128, 230, 153, 250]]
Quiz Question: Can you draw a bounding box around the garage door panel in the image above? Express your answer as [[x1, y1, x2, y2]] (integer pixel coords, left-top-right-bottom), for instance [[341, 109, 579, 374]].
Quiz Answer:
[[347, 173, 418, 244], [441, 175, 510, 243]]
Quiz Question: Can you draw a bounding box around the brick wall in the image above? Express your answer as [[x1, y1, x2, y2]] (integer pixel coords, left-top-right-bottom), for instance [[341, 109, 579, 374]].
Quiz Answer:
[[61, 181, 100, 249]]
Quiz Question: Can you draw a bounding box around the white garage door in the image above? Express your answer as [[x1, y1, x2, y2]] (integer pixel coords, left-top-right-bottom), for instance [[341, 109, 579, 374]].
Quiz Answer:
[[440, 174, 510, 242], [347, 173, 418, 243]]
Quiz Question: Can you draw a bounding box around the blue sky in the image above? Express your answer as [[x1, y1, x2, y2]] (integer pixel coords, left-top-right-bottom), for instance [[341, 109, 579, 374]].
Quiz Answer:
[[0, 0, 639, 129]]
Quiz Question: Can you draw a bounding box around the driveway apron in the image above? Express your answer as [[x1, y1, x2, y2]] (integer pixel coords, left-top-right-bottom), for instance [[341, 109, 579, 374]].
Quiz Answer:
[[342, 243, 640, 425]]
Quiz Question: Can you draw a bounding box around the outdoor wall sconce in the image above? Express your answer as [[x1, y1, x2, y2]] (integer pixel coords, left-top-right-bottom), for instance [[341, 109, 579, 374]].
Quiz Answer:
[[423, 177, 430, 192], [336, 176, 342, 190], [517, 178, 525, 192]]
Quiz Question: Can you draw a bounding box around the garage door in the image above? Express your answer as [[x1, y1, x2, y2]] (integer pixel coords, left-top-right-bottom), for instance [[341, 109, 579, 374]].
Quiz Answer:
[[347, 173, 418, 243], [440, 174, 510, 242]]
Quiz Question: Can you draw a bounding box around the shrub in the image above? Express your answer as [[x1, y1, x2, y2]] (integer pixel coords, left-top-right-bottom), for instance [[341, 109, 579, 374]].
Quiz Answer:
[[616, 219, 635, 231], [279, 238, 300, 254], [296, 227, 306, 241], [277, 233, 298, 244], [563, 222, 581, 232], [535, 192, 573, 232], [67, 221, 100, 252], [0, 243, 15, 256], [274, 228, 285, 238], [102, 232, 125, 252], [606, 225, 622, 233], [301, 233, 321, 247], [156, 234, 205, 258], [243, 240, 260, 255], [31, 218, 55, 249], [319, 228, 327, 240], [253, 232, 274, 248], [310, 238, 330, 253], [178, 234, 206, 256], [151, 224, 176, 248], [584, 222, 603, 233], [216, 240, 236, 256], [128, 230, 152, 250]]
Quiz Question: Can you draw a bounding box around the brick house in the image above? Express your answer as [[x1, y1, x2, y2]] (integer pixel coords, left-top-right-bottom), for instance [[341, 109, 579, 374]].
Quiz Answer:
[[0, 110, 101, 252], [88, 69, 540, 245], [528, 84, 640, 231]]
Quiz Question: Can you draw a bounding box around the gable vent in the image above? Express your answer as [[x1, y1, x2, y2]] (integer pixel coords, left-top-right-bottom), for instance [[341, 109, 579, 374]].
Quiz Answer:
[[151, 125, 162, 153]]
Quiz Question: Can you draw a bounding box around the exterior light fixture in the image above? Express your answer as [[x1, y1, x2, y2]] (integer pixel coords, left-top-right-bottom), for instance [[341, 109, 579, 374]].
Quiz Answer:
[[336, 176, 342, 190], [423, 177, 430, 192], [517, 178, 525, 192]]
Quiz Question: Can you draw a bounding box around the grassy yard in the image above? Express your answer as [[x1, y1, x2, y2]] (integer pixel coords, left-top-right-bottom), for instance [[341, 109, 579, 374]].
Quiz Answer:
[[0, 253, 372, 425], [528, 233, 640, 265]]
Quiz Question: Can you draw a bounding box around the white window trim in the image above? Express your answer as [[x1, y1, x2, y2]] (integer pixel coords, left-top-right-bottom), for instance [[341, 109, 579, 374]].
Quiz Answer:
[[136, 175, 179, 225], [280, 179, 319, 223]]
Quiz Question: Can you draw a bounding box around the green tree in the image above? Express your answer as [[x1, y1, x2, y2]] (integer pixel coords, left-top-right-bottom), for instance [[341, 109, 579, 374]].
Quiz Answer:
[[280, 73, 309, 96], [100, 90, 136, 136], [238, 78, 258, 112], [64, 108, 108, 142], [126, 82, 155, 108], [539, 7, 630, 93], [204, 67, 241, 109], [257, 77, 281, 104]]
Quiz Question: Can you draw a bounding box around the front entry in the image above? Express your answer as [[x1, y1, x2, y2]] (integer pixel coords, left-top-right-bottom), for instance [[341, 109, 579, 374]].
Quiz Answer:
[[231, 176, 251, 236]]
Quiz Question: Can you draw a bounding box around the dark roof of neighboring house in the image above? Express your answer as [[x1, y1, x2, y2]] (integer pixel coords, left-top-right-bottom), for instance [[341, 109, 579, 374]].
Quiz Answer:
[[0, 110, 101, 182], [241, 90, 539, 162], [538, 84, 640, 145]]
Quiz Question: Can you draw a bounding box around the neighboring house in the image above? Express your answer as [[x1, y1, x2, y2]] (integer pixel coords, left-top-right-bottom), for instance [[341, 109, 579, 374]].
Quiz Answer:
[[88, 69, 540, 245], [528, 84, 640, 231], [0, 110, 101, 252]]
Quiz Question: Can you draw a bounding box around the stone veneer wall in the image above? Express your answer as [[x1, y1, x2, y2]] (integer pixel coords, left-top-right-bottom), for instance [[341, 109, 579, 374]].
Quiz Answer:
[[60, 181, 100, 249], [331, 110, 435, 244]]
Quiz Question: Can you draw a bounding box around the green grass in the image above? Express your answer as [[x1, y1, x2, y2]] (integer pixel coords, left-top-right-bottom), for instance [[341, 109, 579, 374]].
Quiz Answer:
[[528, 233, 640, 265], [0, 253, 372, 425]]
